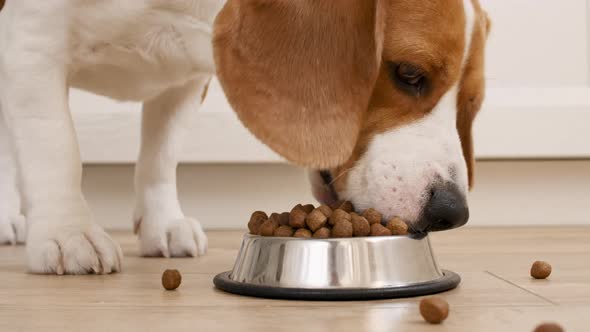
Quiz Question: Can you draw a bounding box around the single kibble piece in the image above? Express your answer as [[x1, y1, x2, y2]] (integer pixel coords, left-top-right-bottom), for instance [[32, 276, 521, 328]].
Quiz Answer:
[[370, 223, 392, 237], [387, 217, 409, 235], [329, 200, 342, 210], [162, 269, 182, 291], [313, 227, 331, 239], [292, 203, 305, 211], [302, 204, 315, 214], [533, 323, 564, 332], [269, 213, 281, 224], [329, 209, 351, 226], [273, 225, 295, 237], [248, 211, 268, 235], [306, 209, 328, 232], [259, 217, 279, 236], [351, 214, 371, 237], [362, 208, 382, 225], [419, 297, 449, 324], [317, 204, 333, 218], [531, 261, 552, 279], [293, 228, 312, 238], [331, 200, 354, 213], [278, 212, 291, 226], [289, 208, 307, 229], [332, 220, 354, 238]]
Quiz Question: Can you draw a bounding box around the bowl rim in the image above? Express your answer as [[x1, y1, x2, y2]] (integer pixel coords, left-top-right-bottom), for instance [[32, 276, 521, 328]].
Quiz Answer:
[[213, 270, 460, 301], [243, 233, 426, 241]]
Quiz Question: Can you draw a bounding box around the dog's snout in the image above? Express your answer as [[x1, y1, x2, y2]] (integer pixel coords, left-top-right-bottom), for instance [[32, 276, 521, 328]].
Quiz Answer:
[[418, 184, 469, 232]]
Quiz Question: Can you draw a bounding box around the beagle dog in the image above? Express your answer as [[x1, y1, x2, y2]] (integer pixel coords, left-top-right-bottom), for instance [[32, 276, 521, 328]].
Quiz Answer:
[[0, 0, 490, 274]]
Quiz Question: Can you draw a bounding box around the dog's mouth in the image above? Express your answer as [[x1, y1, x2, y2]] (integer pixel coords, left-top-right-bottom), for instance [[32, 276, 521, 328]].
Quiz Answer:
[[309, 170, 340, 207]]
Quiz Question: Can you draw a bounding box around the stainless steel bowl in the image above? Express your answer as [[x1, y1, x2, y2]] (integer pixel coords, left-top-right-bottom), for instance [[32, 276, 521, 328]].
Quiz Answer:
[[214, 234, 460, 300]]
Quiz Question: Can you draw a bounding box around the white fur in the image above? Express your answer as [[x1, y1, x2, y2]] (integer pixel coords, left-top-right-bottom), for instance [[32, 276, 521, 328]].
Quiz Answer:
[[0, 0, 223, 274], [342, 87, 468, 223], [339, 0, 477, 224], [0, 112, 26, 244], [133, 76, 211, 257]]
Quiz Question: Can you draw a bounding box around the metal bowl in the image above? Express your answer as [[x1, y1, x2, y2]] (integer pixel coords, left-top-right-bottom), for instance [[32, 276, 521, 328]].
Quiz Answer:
[[214, 234, 460, 301]]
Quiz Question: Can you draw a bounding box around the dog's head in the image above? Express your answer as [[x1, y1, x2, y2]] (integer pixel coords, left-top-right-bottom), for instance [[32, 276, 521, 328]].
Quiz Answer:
[[213, 0, 490, 233]]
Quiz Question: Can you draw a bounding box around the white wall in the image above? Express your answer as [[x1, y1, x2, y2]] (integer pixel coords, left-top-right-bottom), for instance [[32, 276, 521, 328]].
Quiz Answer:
[[69, 1, 590, 228], [84, 161, 590, 230], [481, 0, 589, 87], [70, 0, 590, 162]]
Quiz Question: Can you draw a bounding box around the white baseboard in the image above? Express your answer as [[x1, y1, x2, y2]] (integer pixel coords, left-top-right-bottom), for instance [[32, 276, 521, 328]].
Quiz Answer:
[[71, 83, 590, 163], [83, 160, 590, 230]]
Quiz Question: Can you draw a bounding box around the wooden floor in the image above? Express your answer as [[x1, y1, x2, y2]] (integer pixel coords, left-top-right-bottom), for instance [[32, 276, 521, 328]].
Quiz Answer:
[[0, 227, 588, 331]]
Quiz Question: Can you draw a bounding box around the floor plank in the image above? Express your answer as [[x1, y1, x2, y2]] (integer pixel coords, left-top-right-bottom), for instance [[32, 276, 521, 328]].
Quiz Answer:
[[0, 227, 587, 331]]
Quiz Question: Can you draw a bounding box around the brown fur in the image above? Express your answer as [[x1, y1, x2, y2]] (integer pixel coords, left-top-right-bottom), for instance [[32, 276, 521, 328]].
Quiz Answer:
[[213, 0, 488, 187], [0, 0, 5, 12], [213, 0, 385, 168], [333, 0, 489, 192], [457, 1, 490, 188]]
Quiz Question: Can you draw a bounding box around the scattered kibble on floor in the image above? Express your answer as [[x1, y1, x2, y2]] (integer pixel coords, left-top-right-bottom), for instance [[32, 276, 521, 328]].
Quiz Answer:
[[419, 296, 450, 324], [533, 322, 564, 332], [162, 269, 182, 291], [531, 261, 552, 279]]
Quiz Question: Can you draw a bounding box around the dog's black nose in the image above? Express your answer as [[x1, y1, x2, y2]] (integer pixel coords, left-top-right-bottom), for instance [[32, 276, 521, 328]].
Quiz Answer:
[[419, 184, 469, 232]]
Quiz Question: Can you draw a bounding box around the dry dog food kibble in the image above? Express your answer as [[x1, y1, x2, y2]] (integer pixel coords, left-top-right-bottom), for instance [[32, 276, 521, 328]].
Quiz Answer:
[[306, 209, 328, 232], [370, 223, 392, 237], [329, 209, 351, 226], [351, 213, 371, 237], [259, 217, 279, 236], [248, 211, 268, 235], [331, 200, 354, 213], [247, 202, 409, 238], [292, 203, 304, 211], [533, 323, 564, 332], [387, 217, 409, 235], [293, 228, 312, 238], [302, 204, 315, 214], [362, 208, 382, 225], [162, 269, 182, 291], [269, 213, 280, 224], [419, 297, 449, 324], [317, 204, 333, 218], [531, 261, 552, 279], [289, 208, 307, 229], [332, 220, 354, 238], [274, 225, 295, 237], [279, 212, 291, 226], [299, 204, 315, 214], [313, 227, 331, 239]]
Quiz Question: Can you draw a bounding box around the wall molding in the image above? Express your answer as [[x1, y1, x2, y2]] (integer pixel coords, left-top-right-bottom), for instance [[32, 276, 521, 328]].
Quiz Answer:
[[71, 86, 590, 164]]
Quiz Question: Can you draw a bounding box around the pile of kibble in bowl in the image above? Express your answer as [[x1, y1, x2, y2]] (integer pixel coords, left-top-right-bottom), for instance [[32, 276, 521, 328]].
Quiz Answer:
[[248, 201, 409, 238]]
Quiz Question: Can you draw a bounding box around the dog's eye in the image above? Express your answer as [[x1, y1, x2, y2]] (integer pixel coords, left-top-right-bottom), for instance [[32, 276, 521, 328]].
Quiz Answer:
[[389, 62, 428, 97]]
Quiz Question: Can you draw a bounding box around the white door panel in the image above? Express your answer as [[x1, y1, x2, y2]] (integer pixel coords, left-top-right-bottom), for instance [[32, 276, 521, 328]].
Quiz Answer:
[[482, 0, 589, 87], [70, 1, 590, 163]]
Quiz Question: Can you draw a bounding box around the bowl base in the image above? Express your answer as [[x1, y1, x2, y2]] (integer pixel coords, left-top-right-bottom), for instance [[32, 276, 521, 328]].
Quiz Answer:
[[213, 270, 460, 301]]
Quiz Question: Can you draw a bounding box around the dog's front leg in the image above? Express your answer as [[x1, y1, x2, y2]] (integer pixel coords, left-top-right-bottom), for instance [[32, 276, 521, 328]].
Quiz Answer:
[[0, 111, 26, 245], [0, 53, 122, 275], [133, 76, 211, 257]]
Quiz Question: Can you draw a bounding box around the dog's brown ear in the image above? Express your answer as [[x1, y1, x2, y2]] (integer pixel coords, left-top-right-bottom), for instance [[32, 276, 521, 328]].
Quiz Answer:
[[457, 7, 488, 189], [213, 0, 385, 168], [0, 0, 5, 11]]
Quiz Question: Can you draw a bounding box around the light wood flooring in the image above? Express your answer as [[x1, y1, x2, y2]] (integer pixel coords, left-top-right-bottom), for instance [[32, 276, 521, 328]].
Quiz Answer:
[[0, 227, 588, 331]]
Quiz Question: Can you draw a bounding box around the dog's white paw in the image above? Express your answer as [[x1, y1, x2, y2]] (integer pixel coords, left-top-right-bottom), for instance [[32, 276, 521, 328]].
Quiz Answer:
[[27, 221, 123, 275], [0, 214, 26, 245], [135, 216, 207, 258]]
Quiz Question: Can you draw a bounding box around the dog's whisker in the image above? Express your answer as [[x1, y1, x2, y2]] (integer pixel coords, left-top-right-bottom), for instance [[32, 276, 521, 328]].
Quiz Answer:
[[329, 165, 361, 186]]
